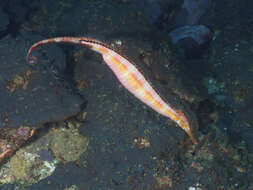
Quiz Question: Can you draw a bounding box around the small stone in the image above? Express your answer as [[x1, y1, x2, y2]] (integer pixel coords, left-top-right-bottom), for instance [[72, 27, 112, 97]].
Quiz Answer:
[[134, 137, 150, 149], [76, 111, 87, 122], [155, 175, 173, 189], [115, 40, 122, 46]]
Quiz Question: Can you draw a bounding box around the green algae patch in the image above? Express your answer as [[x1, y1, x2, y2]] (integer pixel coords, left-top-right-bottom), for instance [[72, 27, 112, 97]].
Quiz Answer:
[[10, 150, 33, 181], [50, 126, 89, 163], [9, 149, 57, 185]]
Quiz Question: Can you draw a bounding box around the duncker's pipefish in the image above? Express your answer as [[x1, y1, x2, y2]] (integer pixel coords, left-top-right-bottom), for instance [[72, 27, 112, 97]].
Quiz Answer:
[[26, 37, 198, 145]]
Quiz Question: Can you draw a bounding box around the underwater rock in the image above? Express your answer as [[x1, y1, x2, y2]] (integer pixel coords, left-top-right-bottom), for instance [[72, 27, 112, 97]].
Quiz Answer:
[[9, 149, 57, 184], [169, 25, 211, 45], [3, 0, 27, 24], [0, 118, 89, 185], [0, 34, 83, 129], [128, 0, 162, 23], [169, 25, 211, 59], [0, 134, 58, 185], [37, 149, 54, 162], [174, 0, 211, 27], [0, 126, 34, 163], [128, 0, 181, 31]]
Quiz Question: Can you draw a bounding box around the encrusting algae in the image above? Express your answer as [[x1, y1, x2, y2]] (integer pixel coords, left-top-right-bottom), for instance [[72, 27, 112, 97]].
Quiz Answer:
[[0, 117, 89, 185]]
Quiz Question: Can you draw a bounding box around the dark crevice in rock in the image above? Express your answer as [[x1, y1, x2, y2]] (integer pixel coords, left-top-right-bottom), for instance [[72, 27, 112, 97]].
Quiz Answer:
[[196, 98, 217, 134], [1, 1, 25, 37], [0, 29, 9, 39], [60, 46, 87, 105]]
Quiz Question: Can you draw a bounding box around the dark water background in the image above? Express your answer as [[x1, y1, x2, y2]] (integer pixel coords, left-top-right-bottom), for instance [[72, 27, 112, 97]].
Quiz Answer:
[[0, 0, 253, 189]]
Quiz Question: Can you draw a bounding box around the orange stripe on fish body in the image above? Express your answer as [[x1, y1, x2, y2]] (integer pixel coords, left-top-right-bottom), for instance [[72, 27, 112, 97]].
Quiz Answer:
[[26, 37, 198, 145]]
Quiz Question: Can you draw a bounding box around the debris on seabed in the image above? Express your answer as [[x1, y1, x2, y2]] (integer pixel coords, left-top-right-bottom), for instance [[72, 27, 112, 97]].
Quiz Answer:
[[133, 137, 151, 149], [188, 183, 202, 190], [155, 175, 173, 189]]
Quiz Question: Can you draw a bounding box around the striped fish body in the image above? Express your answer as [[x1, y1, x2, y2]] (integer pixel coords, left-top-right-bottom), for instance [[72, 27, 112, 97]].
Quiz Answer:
[[26, 37, 198, 145]]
